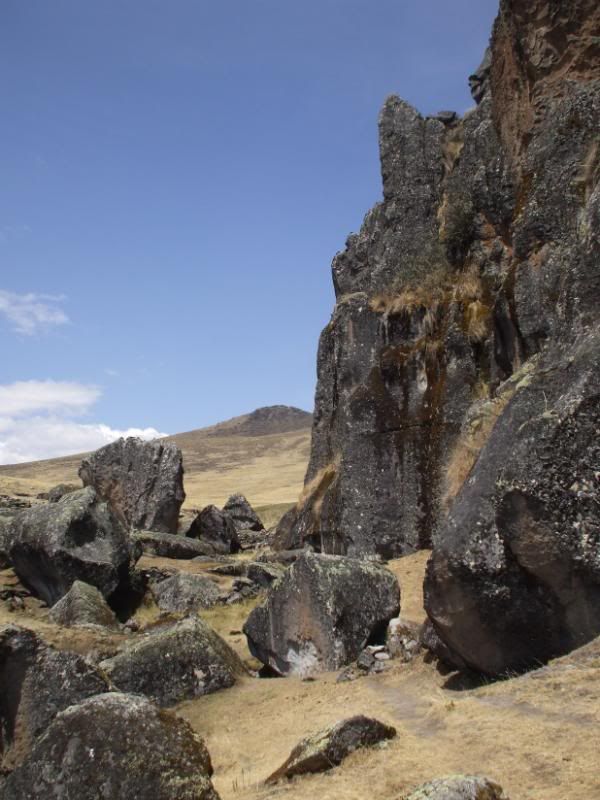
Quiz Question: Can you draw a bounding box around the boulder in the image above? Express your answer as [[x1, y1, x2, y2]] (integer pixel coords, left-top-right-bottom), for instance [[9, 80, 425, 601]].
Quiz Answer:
[[46, 483, 80, 503], [223, 494, 264, 531], [402, 775, 507, 799], [186, 505, 240, 555], [246, 561, 286, 588], [243, 551, 400, 676], [100, 616, 244, 706], [48, 580, 119, 629], [0, 625, 109, 771], [132, 530, 215, 560], [150, 573, 222, 613], [386, 617, 421, 662], [266, 716, 396, 783], [8, 487, 132, 606], [424, 336, 600, 675], [79, 437, 185, 534], [2, 692, 220, 800]]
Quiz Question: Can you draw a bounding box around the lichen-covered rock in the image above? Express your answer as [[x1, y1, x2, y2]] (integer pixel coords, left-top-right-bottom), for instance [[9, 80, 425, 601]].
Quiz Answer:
[[0, 624, 109, 771], [46, 483, 80, 503], [386, 617, 421, 662], [246, 561, 286, 587], [8, 487, 132, 606], [425, 334, 600, 675], [186, 505, 240, 555], [243, 551, 400, 676], [266, 716, 396, 784], [2, 692, 220, 800], [100, 616, 244, 706], [79, 437, 185, 534], [132, 530, 215, 559], [150, 572, 222, 612], [49, 580, 119, 629], [402, 775, 508, 799]]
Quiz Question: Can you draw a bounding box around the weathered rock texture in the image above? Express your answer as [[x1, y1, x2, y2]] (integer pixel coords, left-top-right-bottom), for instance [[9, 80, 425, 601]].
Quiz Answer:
[[274, 0, 600, 674], [79, 437, 185, 534], [150, 572, 222, 612], [8, 487, 132, 606], [275, 0, 600, 568], [132, 529, 214, 559], [49, 580, 119, 629], [187, 505, 241, 554], [0, 625, 109, 771], [402, 775, 508, 800], [2, 692, 220, 800], [244, 552, 400, 675], [100, 616, 244, 706], [266, 716, 396, 783]]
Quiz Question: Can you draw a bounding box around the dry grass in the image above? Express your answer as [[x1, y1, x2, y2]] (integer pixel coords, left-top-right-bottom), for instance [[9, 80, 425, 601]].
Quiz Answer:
[[295, 459, 339, 518]]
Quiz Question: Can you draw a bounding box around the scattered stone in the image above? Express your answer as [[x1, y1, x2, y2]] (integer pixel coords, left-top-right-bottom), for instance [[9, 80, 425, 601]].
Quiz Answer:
[[246, 561, 285, 587], [9, 487, 132, 606], [265, 716, 396, 783], [0, 625, 110, 771], [244, 551, 400, 676], [401, 775, 508, 799], [79, 437, 185, 534], [150, 572, 222, 613], [100, 616, 245, 706], [2, 692, 220, 800], [186, 505, 241, 555], [387, 617, 422, 662], [49, 580, 119, 629], [132, 530, 214, 560]]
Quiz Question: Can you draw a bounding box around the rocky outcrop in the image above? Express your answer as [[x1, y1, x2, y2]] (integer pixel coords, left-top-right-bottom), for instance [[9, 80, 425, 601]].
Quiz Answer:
[[266, 716, 396, 783], [243, 552, 400, 676], [0, 625, 109, 771], [150, 572, 222, 612], [8, 487, 132, 606], [79, 437, 185, 534], [402, 775, 508, 799], [100, 617, 244, 706], [49, 580, 119, 629], [2, 692, 220, 800], [187, 505, 241, 554], [223, 494, 266, 548]]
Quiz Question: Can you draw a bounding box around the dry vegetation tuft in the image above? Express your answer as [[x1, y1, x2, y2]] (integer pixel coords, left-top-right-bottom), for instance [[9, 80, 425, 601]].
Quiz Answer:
[[296, 458, 340, 521]]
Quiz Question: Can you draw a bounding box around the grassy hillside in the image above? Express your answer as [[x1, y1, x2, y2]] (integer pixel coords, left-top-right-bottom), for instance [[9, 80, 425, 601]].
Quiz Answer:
[[0, 405, 312, 517]]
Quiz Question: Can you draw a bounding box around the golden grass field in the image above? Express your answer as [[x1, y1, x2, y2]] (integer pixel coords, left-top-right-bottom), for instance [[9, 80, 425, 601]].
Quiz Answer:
[[0, 406, 312, 521], [1, 550, 598, 800]]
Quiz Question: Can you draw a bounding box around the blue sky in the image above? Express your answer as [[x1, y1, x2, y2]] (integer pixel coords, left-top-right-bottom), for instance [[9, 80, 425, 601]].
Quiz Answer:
[[0, 0, 499, 462]]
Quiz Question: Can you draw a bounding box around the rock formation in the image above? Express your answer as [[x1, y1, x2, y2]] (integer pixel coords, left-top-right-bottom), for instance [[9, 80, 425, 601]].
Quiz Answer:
[[186, 504, 241, 554], [244, 552, 400, 675], [79, 437, 185, 534], [8, 487, 132, 606], [2, 692, 220, 800], [49, 580, 119, 629], [100, 616, 245, 706], [273, 0, 600, 673], [150, 572, 222, 612]]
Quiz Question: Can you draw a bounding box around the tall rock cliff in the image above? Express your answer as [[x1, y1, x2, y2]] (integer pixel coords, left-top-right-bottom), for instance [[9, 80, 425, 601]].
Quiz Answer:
[[276, 0, 600, 672]]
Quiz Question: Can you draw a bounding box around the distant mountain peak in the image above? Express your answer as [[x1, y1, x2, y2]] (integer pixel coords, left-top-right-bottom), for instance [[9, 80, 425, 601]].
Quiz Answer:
[[208, 405, 312, 438]]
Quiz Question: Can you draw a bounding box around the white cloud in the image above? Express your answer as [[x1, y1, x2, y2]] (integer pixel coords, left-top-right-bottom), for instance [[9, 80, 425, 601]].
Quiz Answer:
[[0, 380, 167, 464], [0, 290, 69, 335]]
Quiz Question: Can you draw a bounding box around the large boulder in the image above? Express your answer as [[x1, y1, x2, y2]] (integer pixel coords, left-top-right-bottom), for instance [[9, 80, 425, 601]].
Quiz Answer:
[[186, 505, 240, 555], [45, 483, 80, 503], [2, 692, 220, 800], [402, 775, 508, 799], [48, 580, 119, 629], [424, 335, 600, 675], [79, 437, 185, 534], [8, 487, 132, 606], [266, 716, 396, 783], [223, 494, 265, 548], [132, 530, 215, 559], [0, 625, 109, 771], [150, 572, 222, 613], [100, 616, 245, 706], [243, 551, 400, 676]]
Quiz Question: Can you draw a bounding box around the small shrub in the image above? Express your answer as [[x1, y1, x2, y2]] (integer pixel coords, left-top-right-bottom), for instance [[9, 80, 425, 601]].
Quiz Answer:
[[441, 192, 476, 265]]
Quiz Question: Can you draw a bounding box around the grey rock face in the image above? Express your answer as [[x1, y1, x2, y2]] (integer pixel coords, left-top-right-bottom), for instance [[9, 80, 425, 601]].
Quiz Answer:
[[150, 572, 222, 612], [46, 483, 80, 503], [100, 616, 244, 706], [243, 552, 400, 676], [79, 437, 185, 534], [0, 625, 109, 771], [468, 48, 492, 104], [2, 692, 220, 800], [266, 716, 396, 784], [402, 775, 508, 799], [132, 530, 214, 559], [187, 505, 241, 555], [8, 487, 132, 606], [49, 580, 119, 629], [223, 494, 264, 532], [246, 561, 286, 588]]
